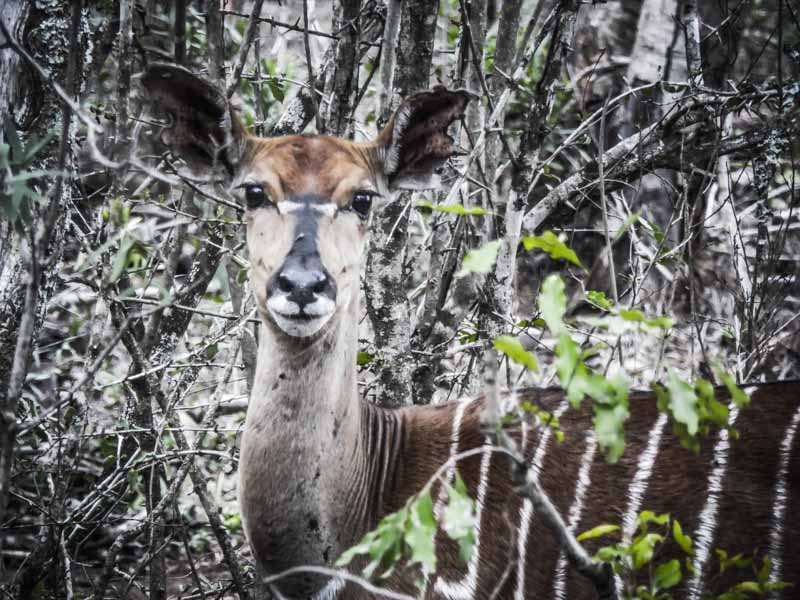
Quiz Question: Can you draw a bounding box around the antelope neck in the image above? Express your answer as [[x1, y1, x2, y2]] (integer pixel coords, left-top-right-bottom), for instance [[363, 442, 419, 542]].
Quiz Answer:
[[239, 298, 403, 595]]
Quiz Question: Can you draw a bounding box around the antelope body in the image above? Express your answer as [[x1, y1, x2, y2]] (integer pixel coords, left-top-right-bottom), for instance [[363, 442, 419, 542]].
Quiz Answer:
[[143, 65, 800, 600]]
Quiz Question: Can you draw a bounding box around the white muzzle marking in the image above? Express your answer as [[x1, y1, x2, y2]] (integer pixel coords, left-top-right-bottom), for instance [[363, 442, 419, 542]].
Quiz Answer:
[[267, 295, 336, 337]]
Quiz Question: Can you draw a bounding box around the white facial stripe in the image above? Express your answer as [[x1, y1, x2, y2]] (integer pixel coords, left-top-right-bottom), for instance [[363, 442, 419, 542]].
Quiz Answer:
[[278, 201, 337, 217], [768, 403, 800, 590], [514, 399, 570, 600], [553, 433, 598, 600], [687, 404, 739, 600]]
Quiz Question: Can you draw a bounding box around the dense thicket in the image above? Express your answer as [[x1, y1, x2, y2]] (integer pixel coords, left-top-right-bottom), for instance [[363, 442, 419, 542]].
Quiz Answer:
[[0, 0, 797, 597]]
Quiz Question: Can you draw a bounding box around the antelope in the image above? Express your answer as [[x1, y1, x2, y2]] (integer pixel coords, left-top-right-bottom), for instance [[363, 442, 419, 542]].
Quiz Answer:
[[143, 64, 800, 600]]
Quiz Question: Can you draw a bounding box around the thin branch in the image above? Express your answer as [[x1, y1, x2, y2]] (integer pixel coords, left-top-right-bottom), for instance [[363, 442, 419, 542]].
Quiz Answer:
[[226, 0, 266, 98]]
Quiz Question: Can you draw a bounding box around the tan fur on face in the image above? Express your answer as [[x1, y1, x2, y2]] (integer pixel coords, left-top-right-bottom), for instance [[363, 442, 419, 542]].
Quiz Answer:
[[242, 135, 382, 204], [241, 135, 378, 325]]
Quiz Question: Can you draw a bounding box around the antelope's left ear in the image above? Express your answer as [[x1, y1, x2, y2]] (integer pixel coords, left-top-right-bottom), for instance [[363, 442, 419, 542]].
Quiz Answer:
[[142, 63, 246, 177], [376, 86, 475, 191]]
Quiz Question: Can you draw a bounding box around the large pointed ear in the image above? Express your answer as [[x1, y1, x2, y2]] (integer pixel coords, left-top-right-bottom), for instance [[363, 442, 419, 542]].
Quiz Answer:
[[376, 86, 475, 191], [142, 63, 246, 176]]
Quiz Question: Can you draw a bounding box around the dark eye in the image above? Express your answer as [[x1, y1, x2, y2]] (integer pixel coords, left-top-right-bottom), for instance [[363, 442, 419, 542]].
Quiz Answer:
[[351, 191, 374, 219], [244, 184, 267, 209]]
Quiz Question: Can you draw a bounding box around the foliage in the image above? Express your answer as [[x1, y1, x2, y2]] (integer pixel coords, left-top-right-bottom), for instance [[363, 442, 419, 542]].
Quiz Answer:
[[0, 118, 56, 226], [581, 512, 791, 600], [522, 230, 584, 269], [337, 473, 476, 585], [457, 240, 501, 276]]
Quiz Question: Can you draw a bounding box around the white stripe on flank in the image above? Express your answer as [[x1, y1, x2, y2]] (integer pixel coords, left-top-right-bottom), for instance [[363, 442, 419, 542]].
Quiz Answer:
[[613, 412, 668, 594], [687, 404, 740, 600], [313, 576, 345, 599], [434, 399, 473, 521], [553, 433, 598, 599], [434, 439, 492, 600], [424, 399, 473, 598], [623, 413, 668, 541], [514, 399, 570, 600], [768, 403, 800, 595]]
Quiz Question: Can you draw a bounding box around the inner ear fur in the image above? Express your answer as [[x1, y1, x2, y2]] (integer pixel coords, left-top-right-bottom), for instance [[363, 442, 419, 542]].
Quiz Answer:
[[142, 63, 246, 175], [376, 86, 476, 190]]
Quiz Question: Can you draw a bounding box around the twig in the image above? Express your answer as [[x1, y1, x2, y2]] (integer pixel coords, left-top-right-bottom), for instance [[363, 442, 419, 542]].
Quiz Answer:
[[302, 0, 322, 132], [260, 566, 414, 600], [226, 0, 266, 98], [221, 9, 340, 41], [598, 94, 618, 304]]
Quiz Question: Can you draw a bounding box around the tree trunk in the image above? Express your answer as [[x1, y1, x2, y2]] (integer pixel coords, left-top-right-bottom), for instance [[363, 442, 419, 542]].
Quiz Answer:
[[365, 0, 440, 408], [0, 0, 83, 529]]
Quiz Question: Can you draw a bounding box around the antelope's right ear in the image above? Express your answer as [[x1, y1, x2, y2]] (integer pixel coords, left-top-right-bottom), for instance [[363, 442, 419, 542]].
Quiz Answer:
[[375, 86, 475, 191], [142, 63, 246, 176]]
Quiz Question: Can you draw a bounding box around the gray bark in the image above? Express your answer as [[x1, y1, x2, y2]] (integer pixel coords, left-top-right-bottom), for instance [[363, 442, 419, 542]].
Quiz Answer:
[[365, 0, 440, 408], [0, 0, 82, 529], [326, 0, 361, 136]]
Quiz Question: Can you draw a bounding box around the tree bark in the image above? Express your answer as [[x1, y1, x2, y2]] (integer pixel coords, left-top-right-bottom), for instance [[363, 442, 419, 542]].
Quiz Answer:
[[365, 0, 440, 408], [0, 0, 83, 529]]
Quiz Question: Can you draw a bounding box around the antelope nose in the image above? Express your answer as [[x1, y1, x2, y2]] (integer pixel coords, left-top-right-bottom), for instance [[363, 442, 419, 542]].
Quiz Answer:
[[275, 267, 333, 307]]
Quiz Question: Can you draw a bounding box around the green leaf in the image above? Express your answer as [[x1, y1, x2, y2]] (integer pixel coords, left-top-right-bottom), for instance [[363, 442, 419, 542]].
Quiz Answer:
[[554, 333, 583, 406], [653, 559, 682, 590], [732, 581, 761, 594], [636, 511, 670, 531], [715, 367, 750, 409], [109, 237, 135, 283], [617, 308, 673, 330], [613, 211, 641, 242], [539, 274, 567, 335], [223, 512, 242, 532], [577, 524, 620, 542], [586, 290, 613, 311], [757, 557, 772, 584], [594, 403, 629, 463], [673, 519, 693, 556], [407, 493, 437, 575], [416, 200, 487, 216], [357, 351, 374, 366], [629, 532, 663, 570], [666, 371, 700, 436], [443, 474, 476, 563], [493, 335, 538, 371], [267, 77, 285, 102], [521, 231, 584, 268], [457, 240, 501, 276]]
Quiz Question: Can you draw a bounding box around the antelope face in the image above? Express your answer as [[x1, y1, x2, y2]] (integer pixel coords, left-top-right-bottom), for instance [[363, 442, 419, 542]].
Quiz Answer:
[[235, 136, 377, 337], [143, 63, 473, 339]]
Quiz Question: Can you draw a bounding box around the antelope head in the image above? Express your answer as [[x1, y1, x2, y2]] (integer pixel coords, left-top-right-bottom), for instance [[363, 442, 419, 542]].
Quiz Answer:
[[144, 64, 473, 339]]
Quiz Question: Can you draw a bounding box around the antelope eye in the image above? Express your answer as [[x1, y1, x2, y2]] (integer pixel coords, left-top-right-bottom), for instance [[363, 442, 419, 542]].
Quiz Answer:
[[244, 184, 268, 209], [351, 191, 374, 219]]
